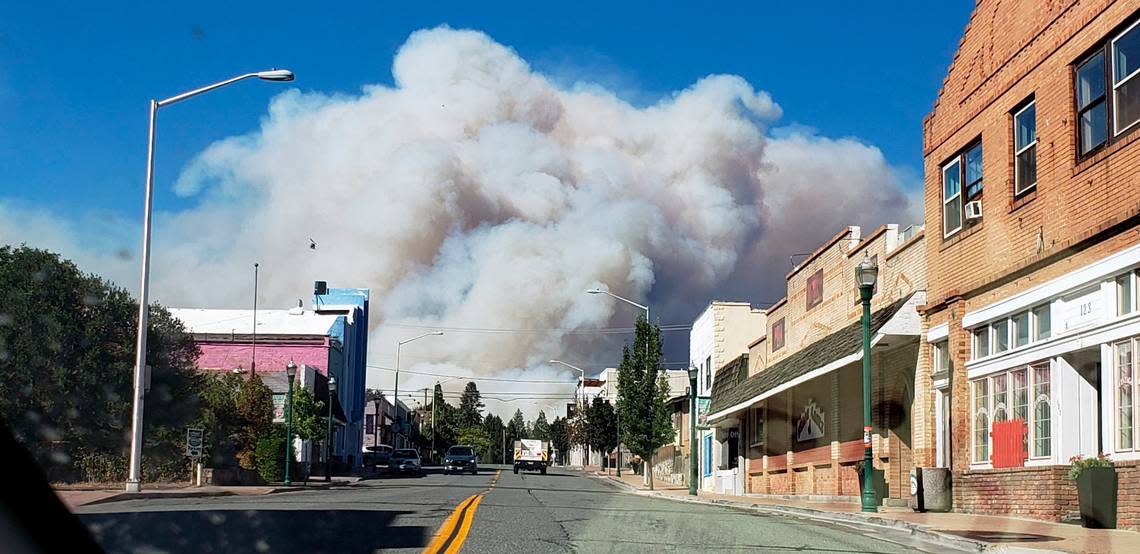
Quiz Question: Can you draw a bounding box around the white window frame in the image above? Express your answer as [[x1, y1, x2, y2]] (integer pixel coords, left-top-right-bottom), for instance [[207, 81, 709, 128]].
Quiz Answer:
[[942, 158, 963, 237], [933, 340, 949, 373], [1117, 270, 1138, 316], [1014, 101, 1038, 194], [1112, 19, 1140, 135], [970, 362, 1053, 464], [1115, 337, 1138, 453], [1012, 310, 1031, 348], [973, 327, 990, 360], [992, 319, 1010, 354]]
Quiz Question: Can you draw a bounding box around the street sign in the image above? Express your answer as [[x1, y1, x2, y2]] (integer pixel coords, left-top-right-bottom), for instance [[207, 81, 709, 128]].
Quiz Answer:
[[186, 428, 204, 458]]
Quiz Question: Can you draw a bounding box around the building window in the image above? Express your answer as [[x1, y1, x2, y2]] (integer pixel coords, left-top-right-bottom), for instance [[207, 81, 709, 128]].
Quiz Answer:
[[992, 319, 1009, 354], [1077, 51, 1108, 155], [973, 379, 990, 463], [1013, 311, 1031, 347], [1113, 20, 1140, 134], [974, 327, 990, 359], [1118, 271, 1137, 316], [806, 269, 824, 310], [1014, 100, 1037, 194], [750, 403, 766, 446], [971, 362, 1052, 463], [1076, 18, 1140, 157], [365, 414, 375, 435], [1033, 364, 1052, 457], [771, 319, 785, 352], [1033, 304, 1051, 341], [933, 340, 950, 373], [942, 142, 982, 238], [704, 355, 712, 390], [942, 158, 962, 236], [1117, 338, 1136, 452]]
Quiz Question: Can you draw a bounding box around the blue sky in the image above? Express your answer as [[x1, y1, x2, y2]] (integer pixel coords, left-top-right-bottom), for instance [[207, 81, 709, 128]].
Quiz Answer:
[[1, 1, 972, 224]]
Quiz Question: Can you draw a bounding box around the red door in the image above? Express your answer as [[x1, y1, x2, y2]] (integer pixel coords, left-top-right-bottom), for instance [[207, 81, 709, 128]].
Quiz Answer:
[[991, 419, 1027, 468]]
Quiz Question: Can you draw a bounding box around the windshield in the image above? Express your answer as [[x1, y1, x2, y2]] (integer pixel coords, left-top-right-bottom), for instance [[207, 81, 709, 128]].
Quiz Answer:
[[448, 447, 474, 457], [392, 450, 418, 460]]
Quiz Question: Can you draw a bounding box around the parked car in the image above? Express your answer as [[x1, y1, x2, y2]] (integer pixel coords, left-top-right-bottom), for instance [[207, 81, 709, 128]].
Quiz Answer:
[[389, 448, 422, 476], [443, 445, 478, 475], [363, 444, 393, 467]]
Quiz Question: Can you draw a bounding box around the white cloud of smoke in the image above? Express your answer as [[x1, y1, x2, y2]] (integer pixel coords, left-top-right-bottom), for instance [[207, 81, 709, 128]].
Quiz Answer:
[[1, 27, 919, 420]]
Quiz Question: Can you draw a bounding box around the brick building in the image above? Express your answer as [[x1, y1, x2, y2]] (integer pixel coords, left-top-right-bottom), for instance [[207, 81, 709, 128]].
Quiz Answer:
[[705, 224, 927, 505], [921, 0, 1140, 526]]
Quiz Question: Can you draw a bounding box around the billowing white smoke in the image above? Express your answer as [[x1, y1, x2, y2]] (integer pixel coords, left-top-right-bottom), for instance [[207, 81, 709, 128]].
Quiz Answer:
[[1, 27, 918, 419]]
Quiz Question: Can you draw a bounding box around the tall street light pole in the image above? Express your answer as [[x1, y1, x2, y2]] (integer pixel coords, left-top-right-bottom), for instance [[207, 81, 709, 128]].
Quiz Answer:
[[855, 253, 880, 513], [688, 366, 699, 496], [285, 359, 298, 486], [550, 359, 587, 468], [325, 376, 337, 482], [586, 286, 649, 479], [395, 332, 443, 447], [124, 69, 295, 493]]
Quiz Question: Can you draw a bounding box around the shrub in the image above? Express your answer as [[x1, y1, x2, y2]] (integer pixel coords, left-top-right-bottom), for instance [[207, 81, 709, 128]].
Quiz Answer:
[[1068, 453, 1114, 480], [255, 425, 286, 483]]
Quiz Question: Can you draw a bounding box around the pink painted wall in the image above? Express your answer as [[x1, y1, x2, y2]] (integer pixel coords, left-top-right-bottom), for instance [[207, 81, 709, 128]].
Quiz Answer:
[[196, 341, 330, 375]]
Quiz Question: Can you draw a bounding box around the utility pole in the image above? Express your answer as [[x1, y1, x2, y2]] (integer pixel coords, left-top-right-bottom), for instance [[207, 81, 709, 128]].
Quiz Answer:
[[251, 263, 258, 376]]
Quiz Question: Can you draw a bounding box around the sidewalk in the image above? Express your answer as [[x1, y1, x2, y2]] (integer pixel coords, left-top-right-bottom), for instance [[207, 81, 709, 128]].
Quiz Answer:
[[56, 476, 361, 509], [586, 467, 1139, 554]]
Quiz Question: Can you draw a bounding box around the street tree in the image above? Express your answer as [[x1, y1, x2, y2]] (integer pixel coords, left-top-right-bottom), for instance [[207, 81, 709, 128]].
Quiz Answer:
[[549, 417, 570, 465], [456, 426, 492, 458], [531, 410, 551, 440], [481, 414, 505, 464], [458, 381, 484, 428], [586, 396, 618, 468], [506, 409, 527, 460], [426, 383, 458, 450], [0, 246, 205, 482], [616, 315, 672, 490]]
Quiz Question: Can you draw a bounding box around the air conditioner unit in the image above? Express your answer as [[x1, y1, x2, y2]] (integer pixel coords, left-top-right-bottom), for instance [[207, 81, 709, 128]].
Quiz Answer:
[[964, 200, 983, 221]]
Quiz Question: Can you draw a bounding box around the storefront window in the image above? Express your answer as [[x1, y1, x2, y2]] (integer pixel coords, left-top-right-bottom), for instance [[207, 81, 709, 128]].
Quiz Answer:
[[1120, 272, 1136, 316], [1033, 304, 1051, 341], [1118, 339, 1136, 452], [751, 403, 766, 446], [973, 379, 990, 463], [1013, 311, 1030, 347], [1033, 364, 1052, 458], [933, 340, 949, 373], [993, 374, 1008, 422], [974, 327, 990, 359], [993, 320, 1009, 353]]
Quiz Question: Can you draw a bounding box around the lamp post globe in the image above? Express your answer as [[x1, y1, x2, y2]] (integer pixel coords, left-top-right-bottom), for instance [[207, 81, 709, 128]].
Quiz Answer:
[[854, 254, 878, 512]]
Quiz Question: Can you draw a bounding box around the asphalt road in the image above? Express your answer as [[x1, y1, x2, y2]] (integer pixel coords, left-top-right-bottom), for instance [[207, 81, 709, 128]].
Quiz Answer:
[[76, 466, 951, 553]]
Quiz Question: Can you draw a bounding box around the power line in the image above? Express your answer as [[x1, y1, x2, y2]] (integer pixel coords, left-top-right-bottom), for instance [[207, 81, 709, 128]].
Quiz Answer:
[[380, 321, 691, 335]]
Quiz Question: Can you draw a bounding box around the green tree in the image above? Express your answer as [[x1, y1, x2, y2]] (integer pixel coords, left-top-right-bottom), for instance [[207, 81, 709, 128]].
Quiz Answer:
[[426, 383, 458, 452], [616, 315, 671, 490], [456, 425, 492, 459], [586, 397, 618, 468], [549, 417, 569, 465], [531, 411, 551, 441], [481, 414, 505, 464], [289, 383, 326, 441], [235, 374, 273, 469], [0, 246, 205, 482], [458, 381, 484, 428], [506, 409, 527, 460]]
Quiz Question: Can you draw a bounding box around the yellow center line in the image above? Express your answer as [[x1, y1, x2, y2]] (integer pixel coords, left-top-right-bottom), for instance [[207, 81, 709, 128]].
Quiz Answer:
[[443, 494, 484, 554], [423, 494, 478, 554], [423, 469, 502, 554]]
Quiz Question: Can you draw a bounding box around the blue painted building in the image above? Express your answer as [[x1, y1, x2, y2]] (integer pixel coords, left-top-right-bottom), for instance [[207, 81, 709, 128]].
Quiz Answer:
[[314, 284, 370, 468]]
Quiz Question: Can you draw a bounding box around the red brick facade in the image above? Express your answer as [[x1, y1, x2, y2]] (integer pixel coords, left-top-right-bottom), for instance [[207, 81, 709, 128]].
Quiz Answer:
[[923, 0, 1140, 527]]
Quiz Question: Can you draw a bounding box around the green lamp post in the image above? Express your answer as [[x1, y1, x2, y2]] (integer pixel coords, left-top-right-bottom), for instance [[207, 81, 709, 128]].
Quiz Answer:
[[324, 376, 336, 482], [855, 253, 879, 513], [688, 366, 699, 496], [284, 359, 297, 486]]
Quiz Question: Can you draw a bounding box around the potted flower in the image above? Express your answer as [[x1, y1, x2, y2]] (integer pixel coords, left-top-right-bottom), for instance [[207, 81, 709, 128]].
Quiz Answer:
[[1069, 453, 1117, 529]]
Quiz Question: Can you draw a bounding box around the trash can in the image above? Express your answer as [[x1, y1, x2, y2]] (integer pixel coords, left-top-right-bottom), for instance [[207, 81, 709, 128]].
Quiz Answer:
[[909, 467, 951, 512]]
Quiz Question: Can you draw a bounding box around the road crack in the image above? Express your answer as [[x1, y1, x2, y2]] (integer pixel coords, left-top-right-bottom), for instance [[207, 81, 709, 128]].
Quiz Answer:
[[527, 487, 576, 553]]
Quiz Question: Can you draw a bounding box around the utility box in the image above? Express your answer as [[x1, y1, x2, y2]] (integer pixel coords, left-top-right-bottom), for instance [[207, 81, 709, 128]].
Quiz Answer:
[[909, 467, 951, 512]]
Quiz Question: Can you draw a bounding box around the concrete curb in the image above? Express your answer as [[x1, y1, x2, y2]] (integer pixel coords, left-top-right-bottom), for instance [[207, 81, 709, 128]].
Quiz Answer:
[[82, 490, 236, 506], [586, 472, 1010, 553]]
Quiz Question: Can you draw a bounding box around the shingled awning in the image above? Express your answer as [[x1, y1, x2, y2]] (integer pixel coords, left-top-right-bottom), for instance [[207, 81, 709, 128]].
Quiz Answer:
[[706, 293, 918, 423]]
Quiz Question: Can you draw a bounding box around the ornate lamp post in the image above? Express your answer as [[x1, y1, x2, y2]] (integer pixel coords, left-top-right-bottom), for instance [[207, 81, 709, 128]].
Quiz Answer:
[[325, 376, 336, 482], [688, 366, 699, 496], [855, 253, 879, 512], [284, 359, 297, 486]]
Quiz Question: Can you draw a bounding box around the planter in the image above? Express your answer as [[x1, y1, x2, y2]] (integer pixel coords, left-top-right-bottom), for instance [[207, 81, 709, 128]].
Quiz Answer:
[[1076, 467, 1117, 529]]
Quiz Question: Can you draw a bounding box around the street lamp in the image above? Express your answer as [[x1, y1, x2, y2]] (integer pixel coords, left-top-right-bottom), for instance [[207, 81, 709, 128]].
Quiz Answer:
[[285, 359, 298, 486], [325, 376, 337, 482], [550, 360, 589, 468], [124, 69, 295, 493], [394, 332, 443, 447], [855, 253, 879, 513], [688, 366, 699, 496], [586, 286, 649, 478]]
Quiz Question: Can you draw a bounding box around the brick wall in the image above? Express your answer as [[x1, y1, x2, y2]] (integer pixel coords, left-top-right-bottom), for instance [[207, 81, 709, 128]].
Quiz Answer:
[[954, 466, 1078, 521], [955, 461, 1140, 530]]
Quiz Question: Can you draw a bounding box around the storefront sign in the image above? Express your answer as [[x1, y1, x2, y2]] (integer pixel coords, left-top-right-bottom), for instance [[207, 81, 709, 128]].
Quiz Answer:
[[863, 426, 872, 447], [696, 397, 711, 425], [273, 394, 285, 423], [1060, 286, 1103, 332], [796, 399, 825, 442]]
